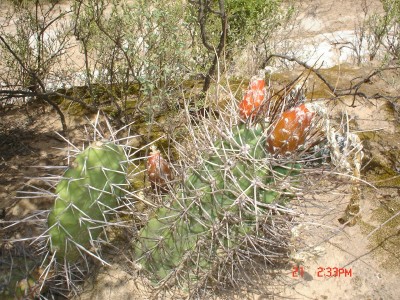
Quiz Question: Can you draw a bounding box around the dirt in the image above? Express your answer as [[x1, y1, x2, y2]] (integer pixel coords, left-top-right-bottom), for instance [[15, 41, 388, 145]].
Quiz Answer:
[[1, 0, 400, 299]]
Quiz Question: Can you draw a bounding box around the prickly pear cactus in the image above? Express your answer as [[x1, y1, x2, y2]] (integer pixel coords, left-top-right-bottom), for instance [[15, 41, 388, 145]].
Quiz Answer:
[[133, 71, 363, 292], [3, 111, 141, 298], [47, 141, 127, 262], [135, 123, 300, 286]]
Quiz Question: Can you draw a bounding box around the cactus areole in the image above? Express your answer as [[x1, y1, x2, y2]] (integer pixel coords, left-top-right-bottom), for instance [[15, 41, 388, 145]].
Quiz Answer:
[[47, 142, 127, 262], [266, 104, 315, 155]]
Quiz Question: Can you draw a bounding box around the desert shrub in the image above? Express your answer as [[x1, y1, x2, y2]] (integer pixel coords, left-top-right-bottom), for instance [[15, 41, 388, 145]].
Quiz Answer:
[[0, 0, 293, 128], [71, 0, 191, 120], [367, 0, 400, 62], [186, 0, 293, 81], [0, 0, 75, 132]]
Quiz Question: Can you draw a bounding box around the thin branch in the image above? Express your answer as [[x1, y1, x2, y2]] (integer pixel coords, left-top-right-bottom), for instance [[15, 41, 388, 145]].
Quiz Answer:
[[201, 0, 227, 93], [264, 54, 337, 93], [197, 0, 214, 52], [0, 88, 98, 112]]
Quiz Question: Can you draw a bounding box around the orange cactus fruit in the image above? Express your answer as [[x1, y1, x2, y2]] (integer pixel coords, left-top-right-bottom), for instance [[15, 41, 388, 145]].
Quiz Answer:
[[266, 103, 315, 155], [239, 76, 266, 119], [147, 145, 173, 192]]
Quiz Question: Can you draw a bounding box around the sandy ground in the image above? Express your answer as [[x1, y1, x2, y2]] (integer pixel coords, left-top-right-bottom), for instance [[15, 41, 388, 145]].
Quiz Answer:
[[1, 0, 400, 299]]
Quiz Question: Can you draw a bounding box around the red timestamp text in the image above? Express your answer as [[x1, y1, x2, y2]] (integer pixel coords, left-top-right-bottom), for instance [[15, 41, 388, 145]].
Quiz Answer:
[[291, 265, 353, 278], [316, 267, 352, 277]]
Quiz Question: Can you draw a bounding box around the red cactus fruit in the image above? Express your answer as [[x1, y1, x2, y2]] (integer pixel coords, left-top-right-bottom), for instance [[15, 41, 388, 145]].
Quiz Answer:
[[239, 76, 266, 119], [147, 146, 173, 192], [266, 103, 315, 155]]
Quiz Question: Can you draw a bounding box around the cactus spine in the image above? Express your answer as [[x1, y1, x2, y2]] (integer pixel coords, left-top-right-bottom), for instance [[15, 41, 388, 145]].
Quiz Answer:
[[47, 141, 127, 262]]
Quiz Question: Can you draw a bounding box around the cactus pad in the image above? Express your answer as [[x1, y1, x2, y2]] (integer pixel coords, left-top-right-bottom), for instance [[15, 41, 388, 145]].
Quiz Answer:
[[47, 142, 127, 262]]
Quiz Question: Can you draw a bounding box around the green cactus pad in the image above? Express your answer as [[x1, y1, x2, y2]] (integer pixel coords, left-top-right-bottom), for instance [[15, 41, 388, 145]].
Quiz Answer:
[[135, 124, 300, 284], [47, 142, 127, 262]]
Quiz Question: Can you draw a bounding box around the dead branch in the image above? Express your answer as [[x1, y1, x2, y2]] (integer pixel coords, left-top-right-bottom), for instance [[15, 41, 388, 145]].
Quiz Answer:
[[265, 54, 400, 106]]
